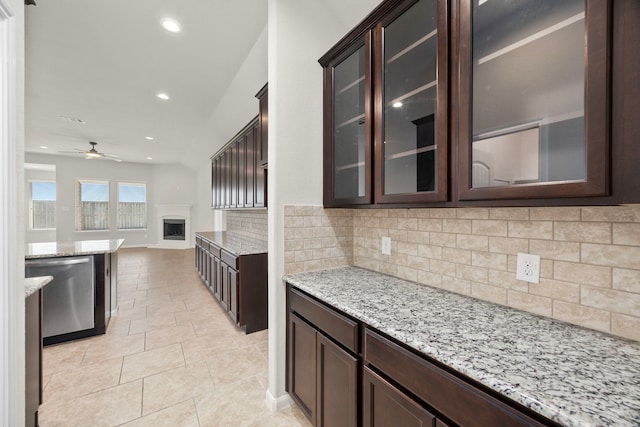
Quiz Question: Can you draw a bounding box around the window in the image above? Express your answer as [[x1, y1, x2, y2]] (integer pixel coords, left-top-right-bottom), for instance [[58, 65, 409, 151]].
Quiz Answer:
[[118, 182, 147, 229], [30, 181, 56, 229], [77, 180, 109, 230]]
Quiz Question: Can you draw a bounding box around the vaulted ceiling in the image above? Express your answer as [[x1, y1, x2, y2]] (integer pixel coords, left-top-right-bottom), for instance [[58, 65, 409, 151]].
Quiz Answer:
[[24, 0, 379, 167]]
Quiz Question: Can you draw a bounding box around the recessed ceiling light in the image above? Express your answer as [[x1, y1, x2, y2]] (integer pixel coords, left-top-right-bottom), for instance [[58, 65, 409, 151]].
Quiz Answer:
[[145, 136, 154, 140], [146, 157, 153, 160], [161, 18, 181, 33], [156, 92, 170, 100], [392, 101, 403, 108], [39, 145, 48, 149]]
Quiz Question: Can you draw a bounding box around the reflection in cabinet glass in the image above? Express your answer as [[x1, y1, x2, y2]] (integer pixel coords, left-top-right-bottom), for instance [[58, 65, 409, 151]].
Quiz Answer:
[[383, 0, 436, 194], [376, 0, 448, 204], [472, 0, 585, 188], [333, 44, 369, 202], [459, 0, 610, 201]]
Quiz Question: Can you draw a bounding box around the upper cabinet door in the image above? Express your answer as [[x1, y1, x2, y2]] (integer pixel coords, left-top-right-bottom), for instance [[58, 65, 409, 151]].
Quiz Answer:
[[322, 35, 372, 207], [375, 0, 448, 204], [457, 0, 611, 201]]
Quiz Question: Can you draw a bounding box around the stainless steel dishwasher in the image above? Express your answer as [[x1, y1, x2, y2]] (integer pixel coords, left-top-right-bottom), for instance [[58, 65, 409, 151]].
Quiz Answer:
[[25, 256, 95, 340]]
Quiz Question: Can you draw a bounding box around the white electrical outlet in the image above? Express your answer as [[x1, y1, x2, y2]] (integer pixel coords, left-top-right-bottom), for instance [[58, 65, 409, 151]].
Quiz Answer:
[[516, 253, 541, 284], [381, 237, 391, 255]]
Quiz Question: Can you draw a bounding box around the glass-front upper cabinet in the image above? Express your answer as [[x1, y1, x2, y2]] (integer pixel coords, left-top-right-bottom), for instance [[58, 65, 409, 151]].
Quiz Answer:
[[458, 0, 610, 201], [375, 0, 448, 204], [321, 36, 372, 206]]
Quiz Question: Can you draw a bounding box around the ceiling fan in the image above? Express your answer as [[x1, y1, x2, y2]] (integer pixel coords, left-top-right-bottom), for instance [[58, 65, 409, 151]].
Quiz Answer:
[[60, 141, 122, 162]]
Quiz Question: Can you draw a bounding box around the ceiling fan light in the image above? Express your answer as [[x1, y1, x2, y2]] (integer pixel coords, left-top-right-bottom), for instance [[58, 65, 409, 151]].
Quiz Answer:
[[85, 151, 102, 158]]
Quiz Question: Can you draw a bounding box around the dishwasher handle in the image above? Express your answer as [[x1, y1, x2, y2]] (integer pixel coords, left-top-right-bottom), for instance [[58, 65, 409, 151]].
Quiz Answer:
[[26, 257, 92, 267]]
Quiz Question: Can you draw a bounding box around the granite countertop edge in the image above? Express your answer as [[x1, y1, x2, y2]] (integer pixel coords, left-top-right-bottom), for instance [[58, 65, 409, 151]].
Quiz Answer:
[[284, 266, 640, 427], [25, 276, 53, 297], [195, 231, 267, 256], [25, 239, 125, 259]]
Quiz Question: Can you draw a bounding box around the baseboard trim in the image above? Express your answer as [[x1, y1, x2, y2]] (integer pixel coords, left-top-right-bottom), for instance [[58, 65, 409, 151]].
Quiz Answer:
[[265, 389, 292, 412]]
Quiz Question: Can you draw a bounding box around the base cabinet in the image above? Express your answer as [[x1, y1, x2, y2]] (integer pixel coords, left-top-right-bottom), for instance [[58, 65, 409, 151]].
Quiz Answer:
[[286, 284, 555, 427], [363, 367, 435, 427], [289, 313, 318, 422], [317, 333, 358, 427], [195, 234, 267, 333], [287, 287, 359, 427], [25, 289, 42, 427]]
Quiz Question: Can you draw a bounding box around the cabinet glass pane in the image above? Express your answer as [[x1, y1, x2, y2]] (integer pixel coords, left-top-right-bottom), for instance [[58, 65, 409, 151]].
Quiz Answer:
[[383, 0, 437, 196], [334, 45, 366, 200], [472, 0, 585, 188]]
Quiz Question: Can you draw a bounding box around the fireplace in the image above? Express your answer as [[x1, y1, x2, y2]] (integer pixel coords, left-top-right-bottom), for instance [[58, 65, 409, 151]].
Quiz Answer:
[[163, 219, 185, 240], [155, 204, 191, 249]]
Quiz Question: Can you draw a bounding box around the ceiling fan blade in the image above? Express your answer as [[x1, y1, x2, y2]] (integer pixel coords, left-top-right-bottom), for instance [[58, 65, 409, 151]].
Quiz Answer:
[[57, 149, 86, 154], [103, 156, 123, 162]]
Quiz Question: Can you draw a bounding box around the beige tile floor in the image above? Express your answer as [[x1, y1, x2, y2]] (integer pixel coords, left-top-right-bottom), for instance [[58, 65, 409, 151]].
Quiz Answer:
[[39, 247, 312, 427]]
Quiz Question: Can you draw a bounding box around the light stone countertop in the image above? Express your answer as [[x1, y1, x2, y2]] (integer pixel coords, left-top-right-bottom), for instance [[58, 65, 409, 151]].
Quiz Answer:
[[24, 276, 53, 298], [196, 231, 267, 256], [284, 266, 640, 427], [25, 239, 125, 259]]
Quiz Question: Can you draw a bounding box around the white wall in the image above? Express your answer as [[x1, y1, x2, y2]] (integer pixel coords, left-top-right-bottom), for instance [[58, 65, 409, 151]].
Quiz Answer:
[[192, 26, 268, 234], [24, 153, 198, 247], [3, 0, 25, 424], [266, 0, 380, 409], [150, 163, 198, 246]]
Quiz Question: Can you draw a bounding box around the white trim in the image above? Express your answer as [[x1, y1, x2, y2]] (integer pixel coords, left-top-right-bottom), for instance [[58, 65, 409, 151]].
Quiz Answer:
[[153, 204, 192, 249], [0, 1, 17, 425], [264, 389, 292, 412]]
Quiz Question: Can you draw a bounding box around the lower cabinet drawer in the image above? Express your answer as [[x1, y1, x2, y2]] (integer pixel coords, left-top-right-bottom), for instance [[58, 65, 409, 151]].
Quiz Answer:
[[289, 287, 359, 353], [364, 328, 552, 427], [221, 250, 238, 269]]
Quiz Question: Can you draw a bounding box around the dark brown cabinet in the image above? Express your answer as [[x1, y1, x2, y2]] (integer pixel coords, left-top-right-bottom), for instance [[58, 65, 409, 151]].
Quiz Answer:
[[363, 367, 435, 427], [363, 328, 551, 427], [456, 0, 610, 202], [25, 289, 42, 427], [320, 0, 449, 207], [286, 283, 556, 427], [317, 333, 359, 427], [195, 233, 267, 333], [212, 82, 268, 211], [321, 0, 640, 207], [256, 83, 268, 167], [289, 313, 319, 422], [287, 286, 359, 427], [211, 117, 266, 210]]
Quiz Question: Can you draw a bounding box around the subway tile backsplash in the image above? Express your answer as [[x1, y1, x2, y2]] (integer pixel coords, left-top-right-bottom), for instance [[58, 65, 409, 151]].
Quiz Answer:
[[226, 210, 268, 241], [284, 204, 640, 342]]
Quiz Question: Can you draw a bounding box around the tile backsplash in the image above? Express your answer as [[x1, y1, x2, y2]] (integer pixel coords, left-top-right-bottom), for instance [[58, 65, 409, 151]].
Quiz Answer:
[[226, 210, 268, 241], [284, 204, 640, 342]]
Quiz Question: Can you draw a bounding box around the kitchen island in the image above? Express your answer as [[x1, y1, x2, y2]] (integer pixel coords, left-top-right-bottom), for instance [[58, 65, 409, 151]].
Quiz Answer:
[[25, 239, 123, 345], [25, 276, 53, 427], [285, 267, 640, 427]]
